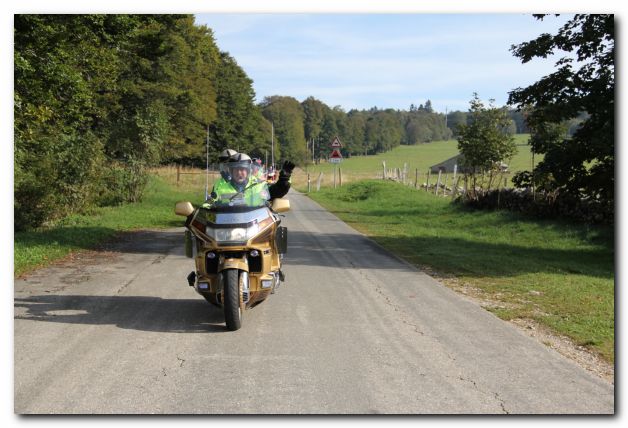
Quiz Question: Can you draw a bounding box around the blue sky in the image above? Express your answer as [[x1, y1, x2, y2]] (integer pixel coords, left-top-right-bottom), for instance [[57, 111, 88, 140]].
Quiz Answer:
[[195, 13, 574, 113]]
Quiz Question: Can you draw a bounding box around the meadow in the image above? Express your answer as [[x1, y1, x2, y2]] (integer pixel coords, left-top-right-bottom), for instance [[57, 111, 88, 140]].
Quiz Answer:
[[293, 134, 537, 189]]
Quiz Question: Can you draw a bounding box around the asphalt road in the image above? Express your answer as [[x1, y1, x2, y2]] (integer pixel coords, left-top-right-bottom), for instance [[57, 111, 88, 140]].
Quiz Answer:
[[14, 190, 614, 414]]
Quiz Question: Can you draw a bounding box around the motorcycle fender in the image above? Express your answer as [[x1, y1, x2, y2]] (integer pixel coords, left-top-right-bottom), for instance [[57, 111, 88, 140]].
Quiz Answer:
[[219, 258, 249, 272]]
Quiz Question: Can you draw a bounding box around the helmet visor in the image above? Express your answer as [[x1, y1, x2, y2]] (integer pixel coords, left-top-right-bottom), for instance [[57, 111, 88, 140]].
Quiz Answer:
[[228, 161, 251, 185]]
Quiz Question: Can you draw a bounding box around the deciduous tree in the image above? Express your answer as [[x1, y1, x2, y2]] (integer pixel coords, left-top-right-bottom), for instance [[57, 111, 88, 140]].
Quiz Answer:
[[457, 94, 517, 198], [508, 14, 614, 207]]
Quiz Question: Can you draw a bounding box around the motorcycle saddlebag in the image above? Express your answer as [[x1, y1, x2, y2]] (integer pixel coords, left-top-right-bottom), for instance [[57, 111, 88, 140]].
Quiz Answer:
[[275, 226, 288, 254]]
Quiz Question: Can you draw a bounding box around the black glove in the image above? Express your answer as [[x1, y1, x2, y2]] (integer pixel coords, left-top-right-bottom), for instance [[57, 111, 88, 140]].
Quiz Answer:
[[281, 160, 295, 175]]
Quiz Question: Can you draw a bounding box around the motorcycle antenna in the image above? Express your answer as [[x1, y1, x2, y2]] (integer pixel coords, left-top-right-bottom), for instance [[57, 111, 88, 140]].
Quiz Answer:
[[271, 121, 275, 169], [205, 124, 210, 200]]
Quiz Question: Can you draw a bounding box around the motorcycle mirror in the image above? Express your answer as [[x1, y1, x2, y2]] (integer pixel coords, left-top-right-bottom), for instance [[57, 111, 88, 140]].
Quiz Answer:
[[271, 198, 290, 213], [175, 201, 194, 217]]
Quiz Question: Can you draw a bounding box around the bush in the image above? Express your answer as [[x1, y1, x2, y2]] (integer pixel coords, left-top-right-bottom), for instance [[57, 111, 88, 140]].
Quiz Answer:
[[14, 133, 105, 230], [458, 187, 613, 224], [94, 161, 148, 207]]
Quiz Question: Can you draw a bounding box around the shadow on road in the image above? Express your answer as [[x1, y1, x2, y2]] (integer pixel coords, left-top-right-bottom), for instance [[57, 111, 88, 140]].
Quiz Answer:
[[283, 229, 612, 279], [16, 227, 187, 257], [14, 294, 230, 333], [284, 230, 416, 272]]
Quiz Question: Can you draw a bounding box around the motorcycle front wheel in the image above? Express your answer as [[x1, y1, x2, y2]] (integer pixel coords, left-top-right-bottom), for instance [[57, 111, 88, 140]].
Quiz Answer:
[[223, 269, 242, 331]]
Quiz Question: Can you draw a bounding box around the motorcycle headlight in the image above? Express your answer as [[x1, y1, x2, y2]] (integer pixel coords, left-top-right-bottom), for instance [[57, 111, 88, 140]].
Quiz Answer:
[[207, 224, 260, 242]]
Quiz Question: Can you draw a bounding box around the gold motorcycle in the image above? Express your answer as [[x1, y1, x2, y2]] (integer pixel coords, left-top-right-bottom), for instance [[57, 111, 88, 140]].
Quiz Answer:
[[175, 196, 290, 331]]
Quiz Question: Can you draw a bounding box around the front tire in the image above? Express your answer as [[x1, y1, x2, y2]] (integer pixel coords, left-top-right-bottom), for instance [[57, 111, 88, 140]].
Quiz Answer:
[[223, 269, 242, 331]]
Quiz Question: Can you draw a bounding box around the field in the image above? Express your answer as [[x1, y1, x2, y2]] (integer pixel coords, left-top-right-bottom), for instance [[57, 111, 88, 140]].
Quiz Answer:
[[307, 180, 614, 364], [292, 134, 537, 190]]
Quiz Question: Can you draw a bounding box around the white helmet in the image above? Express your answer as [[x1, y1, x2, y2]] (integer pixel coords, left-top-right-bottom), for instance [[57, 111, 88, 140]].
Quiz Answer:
[[229, 153, 251, 163], [218, 148, 238, 162], [227, 153, 252, 188]]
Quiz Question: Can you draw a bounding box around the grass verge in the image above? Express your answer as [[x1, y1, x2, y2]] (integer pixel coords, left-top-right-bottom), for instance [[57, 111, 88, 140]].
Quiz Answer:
[[14, 174, 204, 277], [307, 180, 615, 363]]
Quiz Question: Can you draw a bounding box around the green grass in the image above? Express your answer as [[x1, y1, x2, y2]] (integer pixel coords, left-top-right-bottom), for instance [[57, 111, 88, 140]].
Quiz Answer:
[[308, 180, 615, 363], [296, 134, 538, 188], [14, 175, 204, 277]]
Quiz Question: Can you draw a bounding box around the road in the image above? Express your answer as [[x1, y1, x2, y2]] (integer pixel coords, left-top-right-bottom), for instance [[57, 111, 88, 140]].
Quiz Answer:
[[14, 190, 614, 414]]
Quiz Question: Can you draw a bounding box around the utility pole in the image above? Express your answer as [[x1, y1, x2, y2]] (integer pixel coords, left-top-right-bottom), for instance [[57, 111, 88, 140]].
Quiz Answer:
[[271, 122, 275, 169], [205, 124, 209, 200]]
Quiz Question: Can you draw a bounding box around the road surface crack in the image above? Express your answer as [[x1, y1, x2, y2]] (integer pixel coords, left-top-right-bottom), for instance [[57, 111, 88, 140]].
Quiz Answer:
[[177, 355, 186, 367], [494, 392, 509, 414], [453, 375, 509, 414]]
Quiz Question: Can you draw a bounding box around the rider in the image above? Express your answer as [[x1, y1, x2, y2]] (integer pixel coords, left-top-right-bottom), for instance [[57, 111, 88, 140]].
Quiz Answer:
[[251, 157, 265, 182], [209, 153, 270, 207], [205, 153, 295, 207]]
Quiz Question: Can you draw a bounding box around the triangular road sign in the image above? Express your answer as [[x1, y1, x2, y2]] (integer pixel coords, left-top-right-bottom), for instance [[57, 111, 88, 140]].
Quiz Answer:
[[330, 136, 342, 147], [330, 148, 343, 158]]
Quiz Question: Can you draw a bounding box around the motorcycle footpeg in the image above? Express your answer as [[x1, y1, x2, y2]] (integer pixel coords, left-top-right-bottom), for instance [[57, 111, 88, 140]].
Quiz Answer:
[[187, 271, 196, 287]]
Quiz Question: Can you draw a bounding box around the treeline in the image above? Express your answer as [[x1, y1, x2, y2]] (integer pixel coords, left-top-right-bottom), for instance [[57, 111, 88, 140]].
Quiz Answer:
[[301, 98, 453, 159], [15, 14, 272, 230]]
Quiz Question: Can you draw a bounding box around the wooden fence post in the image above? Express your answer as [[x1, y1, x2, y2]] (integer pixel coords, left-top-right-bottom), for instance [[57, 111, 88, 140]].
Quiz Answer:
[[414, 168, 418, 189], [317, 172, 323, 191], [426, 169, 431, 192], [452, 176, 461, 200], [339, 168, 342, 187], [333, 167, 337, 189], [307, 173, 311, 193], [435, 170, 442, 195], [382, 161, 387, 180], [177, 164, 181, 186]]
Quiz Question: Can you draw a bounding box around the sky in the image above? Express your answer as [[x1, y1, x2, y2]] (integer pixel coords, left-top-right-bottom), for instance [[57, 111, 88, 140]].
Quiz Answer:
[[195, 13, 575, 113]]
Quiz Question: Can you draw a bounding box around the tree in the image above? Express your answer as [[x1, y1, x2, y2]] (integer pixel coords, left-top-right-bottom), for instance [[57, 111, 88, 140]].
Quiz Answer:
[[14, 15, 139, 228], [447, 111, 468, 136], [344, 111, 366, 155], [260, 96, 307, 165], [457, 94, 517, 199], [301, 96, 325, 142], [207, 52, 267, 164], [508, 14, 614, 208], [14, 14, 230, 229]]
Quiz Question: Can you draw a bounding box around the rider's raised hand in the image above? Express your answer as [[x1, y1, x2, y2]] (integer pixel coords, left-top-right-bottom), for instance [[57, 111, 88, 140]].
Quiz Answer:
[[281, 160, 295, 175]]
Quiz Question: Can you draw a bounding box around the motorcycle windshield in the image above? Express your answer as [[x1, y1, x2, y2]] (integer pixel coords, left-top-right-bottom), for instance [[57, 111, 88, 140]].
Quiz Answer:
[[204, 206, 270, 228], [189, 205, 272, 244]]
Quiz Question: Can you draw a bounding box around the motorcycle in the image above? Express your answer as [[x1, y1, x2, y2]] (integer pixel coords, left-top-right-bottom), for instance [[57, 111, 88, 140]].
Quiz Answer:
[[174, 193, 290, 331]]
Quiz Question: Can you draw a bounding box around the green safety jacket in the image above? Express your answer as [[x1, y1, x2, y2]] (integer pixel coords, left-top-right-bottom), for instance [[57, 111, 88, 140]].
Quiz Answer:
[[203, 177, 270, 208]]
